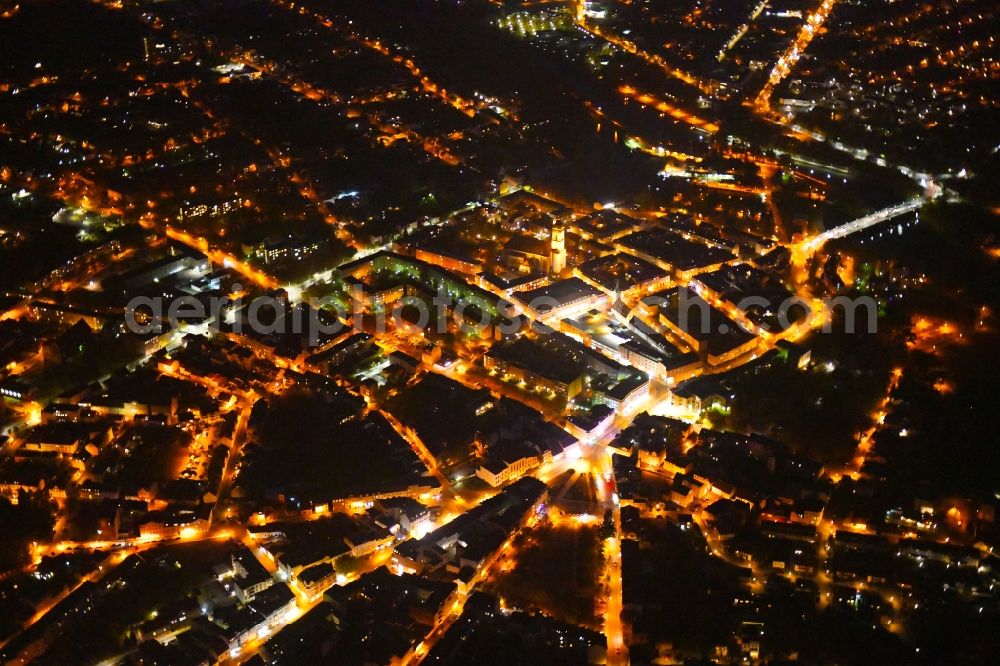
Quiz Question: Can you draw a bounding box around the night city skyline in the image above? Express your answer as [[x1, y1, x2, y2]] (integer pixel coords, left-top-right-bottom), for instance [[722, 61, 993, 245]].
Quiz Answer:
[[0, 1, 998, 664]]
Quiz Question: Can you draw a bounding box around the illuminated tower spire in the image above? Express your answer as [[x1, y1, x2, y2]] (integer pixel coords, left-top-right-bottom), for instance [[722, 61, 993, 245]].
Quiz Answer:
[[550, 220, 566, 275]]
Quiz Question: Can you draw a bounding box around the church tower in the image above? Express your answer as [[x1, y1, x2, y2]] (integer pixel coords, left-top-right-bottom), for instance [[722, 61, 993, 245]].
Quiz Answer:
[[550, 221, 566, 275]]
